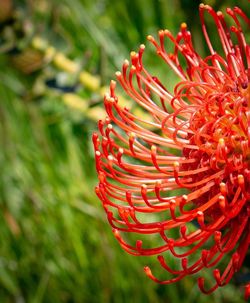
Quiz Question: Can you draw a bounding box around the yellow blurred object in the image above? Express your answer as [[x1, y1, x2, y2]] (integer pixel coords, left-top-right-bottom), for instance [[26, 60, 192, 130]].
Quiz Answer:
[[99, 85, 109, 96], [44, 46, 56, 62], [31, 36, 48, 51], [86, 106, 106, 121], [63, 93, 88, 113], [63, 93, 108, 121], [117, 94, 132, 108], [53, 53, 78, 74], [79, 71, 100, 91]]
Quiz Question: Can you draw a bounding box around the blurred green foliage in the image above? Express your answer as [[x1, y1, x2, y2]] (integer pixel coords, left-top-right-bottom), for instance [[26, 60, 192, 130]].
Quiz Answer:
[[0, 0, 249, 302]]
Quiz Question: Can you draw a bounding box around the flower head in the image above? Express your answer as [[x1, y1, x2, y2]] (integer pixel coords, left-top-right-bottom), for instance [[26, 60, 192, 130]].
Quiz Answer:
[[93, 4, 250, 298]]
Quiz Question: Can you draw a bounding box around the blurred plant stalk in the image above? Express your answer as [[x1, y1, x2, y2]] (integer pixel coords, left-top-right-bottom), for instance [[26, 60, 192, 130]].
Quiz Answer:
[[31, 36, 146, 123], [32, 36, 108, 121]]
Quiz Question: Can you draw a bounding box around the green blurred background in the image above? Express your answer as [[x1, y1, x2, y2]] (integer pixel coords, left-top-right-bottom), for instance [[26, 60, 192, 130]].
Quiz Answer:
[[0, 0, 249, 302]]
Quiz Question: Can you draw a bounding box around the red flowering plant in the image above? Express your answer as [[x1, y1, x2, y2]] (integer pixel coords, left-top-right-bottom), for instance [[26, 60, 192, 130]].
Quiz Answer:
[[93, 4, 250, 299]]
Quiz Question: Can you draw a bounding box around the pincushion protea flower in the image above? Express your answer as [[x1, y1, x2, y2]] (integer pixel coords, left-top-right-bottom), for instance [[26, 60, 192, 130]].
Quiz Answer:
[[92, 4, 250, 299]]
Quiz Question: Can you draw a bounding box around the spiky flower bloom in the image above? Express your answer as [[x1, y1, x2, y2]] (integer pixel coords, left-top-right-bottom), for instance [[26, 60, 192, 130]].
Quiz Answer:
[[93, 4, 250, 299]]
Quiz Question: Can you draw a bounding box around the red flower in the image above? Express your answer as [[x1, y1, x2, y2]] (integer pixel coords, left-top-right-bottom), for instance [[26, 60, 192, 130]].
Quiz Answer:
[[93, 4, 250, 298]]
